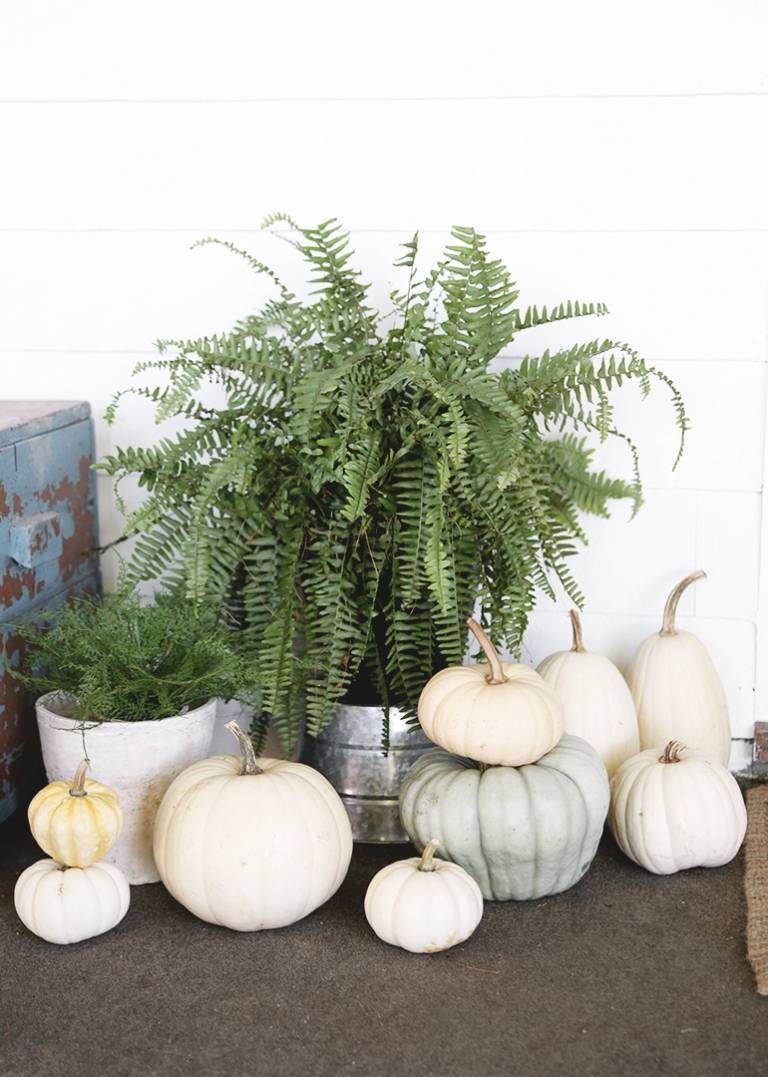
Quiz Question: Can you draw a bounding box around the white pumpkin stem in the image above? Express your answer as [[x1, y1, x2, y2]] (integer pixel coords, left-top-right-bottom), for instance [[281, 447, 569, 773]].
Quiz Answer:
[[419, 839, 440, 872], [225, 720, 263, 775], [467, 618, 508, 685], [69, 758, 90, 798], [659, 740, 687, 764], [660, 571, 706, 637], [569, 610, 586, 653]]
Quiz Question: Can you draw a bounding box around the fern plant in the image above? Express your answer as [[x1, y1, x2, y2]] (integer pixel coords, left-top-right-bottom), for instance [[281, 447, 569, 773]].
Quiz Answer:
[[98, 216, 687, 755]]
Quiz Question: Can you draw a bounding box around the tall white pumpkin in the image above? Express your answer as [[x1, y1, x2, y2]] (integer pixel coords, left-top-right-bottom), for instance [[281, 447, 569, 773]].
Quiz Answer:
[[625, 571, 731, 766], [536, 610, 639, 779]]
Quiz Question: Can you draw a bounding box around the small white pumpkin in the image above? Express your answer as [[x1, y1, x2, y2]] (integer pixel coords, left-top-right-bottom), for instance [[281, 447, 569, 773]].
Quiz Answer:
[[608, 740, 747, 874], [152, 721, 353, 931], [625, 571, 731, 766], [27, 758, 123, 868], [14, 858, 130, 944], [417, 618, 564, 767], [536, 610, 640, 779], [364, 839, 484, 953]]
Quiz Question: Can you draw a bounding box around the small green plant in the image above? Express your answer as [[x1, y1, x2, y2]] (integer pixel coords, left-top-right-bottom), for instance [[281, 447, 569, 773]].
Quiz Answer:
[[4, 584, 263, 733], [98, 216, 687, 755]]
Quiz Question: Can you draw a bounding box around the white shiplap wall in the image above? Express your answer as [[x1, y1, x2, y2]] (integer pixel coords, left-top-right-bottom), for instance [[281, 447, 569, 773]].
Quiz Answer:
[[1, 1, 766, 767]]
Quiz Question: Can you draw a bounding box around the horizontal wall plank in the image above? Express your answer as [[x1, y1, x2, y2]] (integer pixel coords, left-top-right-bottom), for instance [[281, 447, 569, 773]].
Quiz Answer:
[[570, 358, 768, 493], [0, 1, 765, 100], [696, 493, 763, 618], [1, 232, 765, 362], [1, 98, 766, 232]]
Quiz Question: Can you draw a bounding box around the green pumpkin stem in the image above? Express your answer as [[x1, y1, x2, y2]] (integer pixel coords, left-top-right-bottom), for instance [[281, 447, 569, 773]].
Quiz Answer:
[[225, 720, 263, 775], [661, 571, 706, 637], [419, 839, 440, 872], [467, 618, 508, 685], [569, 610, 586, 653], [660, 741, 687, 764], [69, 758, 90, 798]]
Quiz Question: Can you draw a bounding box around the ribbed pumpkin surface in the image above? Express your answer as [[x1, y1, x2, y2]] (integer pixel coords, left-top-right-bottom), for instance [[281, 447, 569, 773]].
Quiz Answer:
[[153, 754, 353, 931], [399, 733, 610, 901]]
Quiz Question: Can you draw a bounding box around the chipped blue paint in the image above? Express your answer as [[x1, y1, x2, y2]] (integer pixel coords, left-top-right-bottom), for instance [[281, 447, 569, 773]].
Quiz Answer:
[[0, 401, 100, 823]]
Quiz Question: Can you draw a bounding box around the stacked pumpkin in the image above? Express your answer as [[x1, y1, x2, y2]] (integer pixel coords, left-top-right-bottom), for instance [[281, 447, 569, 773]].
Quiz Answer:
[[15, 759, 131, 944], [399, 618, 611, 902]]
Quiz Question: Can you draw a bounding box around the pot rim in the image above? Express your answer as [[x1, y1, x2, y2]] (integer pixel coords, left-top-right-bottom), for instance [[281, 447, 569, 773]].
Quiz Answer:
[[35, 690, 217, 728]]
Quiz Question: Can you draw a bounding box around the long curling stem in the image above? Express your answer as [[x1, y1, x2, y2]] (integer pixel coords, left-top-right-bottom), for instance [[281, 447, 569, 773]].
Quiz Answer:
[[661, 571, 706, 637], [467, 618, 508, 685], [225, 720, 263, 775], [569, 609, 586, 652]]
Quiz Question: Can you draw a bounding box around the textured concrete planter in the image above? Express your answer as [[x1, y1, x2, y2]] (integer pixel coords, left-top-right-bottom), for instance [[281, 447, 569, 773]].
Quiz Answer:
[[35, 694, 217, 884]]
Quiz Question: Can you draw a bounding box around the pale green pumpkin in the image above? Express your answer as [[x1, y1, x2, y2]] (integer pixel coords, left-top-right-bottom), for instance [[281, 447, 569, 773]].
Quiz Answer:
[[399, 733, 610, 901]]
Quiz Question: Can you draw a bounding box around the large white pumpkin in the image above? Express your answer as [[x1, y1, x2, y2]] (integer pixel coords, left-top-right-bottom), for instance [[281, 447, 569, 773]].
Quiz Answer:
[[14, 858, 130, 944], [536, 610, 640, 779], [625, 571, 731, 766], [417, 618, 564, 767], [152, 721, 353, 931], [608, 740, 746, 874], [400, 733, 610, 901], [364, 840, 484, 953]]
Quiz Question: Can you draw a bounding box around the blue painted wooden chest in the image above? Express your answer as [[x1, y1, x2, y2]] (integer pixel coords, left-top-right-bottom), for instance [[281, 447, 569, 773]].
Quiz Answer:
[[0, 401, 100, 823]]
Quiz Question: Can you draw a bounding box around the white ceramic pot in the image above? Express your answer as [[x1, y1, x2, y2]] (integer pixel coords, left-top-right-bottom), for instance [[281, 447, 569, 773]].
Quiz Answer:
[[35, 694, 217, 885]]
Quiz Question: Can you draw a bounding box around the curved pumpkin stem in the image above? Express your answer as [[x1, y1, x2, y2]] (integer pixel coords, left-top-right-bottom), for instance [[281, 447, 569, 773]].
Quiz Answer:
[[419, 839, 440, 872], [69, 758, 90, 798], [467, 618, 508, 685], [569, 610, 586, 653], [659, 741, 687, 764], [225, 720, 263, 776], [661, 571, 706, 637]]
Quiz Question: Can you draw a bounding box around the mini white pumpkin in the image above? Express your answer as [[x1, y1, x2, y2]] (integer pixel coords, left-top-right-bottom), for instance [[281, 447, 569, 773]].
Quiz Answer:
[[417, 618, 564, 767], [625, 571, 731, 766], [27, 758, 123, 868], [152, 721, 353, 931], [536, 610, 640, 779], [364, 839, 484, 953], [14, 858, 130, 944], [608, 740, 747, 874]]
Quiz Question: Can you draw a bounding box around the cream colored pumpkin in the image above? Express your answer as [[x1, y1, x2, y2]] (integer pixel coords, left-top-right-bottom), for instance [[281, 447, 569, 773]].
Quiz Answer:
[[14, 858, 130, 944], [608, 740, 746, 874], [153, 721, 353, 931], [417, 618, 564, 766], [364, 839, 484, 953], [536, 610, 639, 779], [27, 759, 123, 868], [625, 571, 731, 766]]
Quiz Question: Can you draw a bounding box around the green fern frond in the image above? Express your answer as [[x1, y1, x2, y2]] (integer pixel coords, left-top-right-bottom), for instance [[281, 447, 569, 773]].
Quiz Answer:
[[101, 218, 688, 752]]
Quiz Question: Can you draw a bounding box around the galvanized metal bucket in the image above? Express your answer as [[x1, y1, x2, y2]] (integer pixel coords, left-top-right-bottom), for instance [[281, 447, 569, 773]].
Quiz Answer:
[[300, 705, 434, 843]]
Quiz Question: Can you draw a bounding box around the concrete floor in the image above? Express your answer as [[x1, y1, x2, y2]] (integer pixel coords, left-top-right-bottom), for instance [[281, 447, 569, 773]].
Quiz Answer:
[[1, 803, 767, 1077]]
